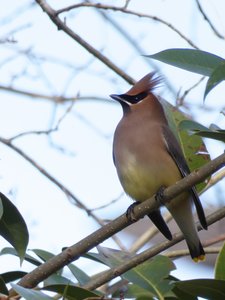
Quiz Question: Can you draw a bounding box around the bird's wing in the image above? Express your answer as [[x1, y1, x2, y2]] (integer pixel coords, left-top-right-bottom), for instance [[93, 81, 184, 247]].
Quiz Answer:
[[162, 126, 207, 230]]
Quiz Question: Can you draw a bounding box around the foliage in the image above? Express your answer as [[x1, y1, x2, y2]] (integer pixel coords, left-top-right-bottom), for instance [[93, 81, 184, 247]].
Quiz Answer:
[[148, 49, 225, 100]]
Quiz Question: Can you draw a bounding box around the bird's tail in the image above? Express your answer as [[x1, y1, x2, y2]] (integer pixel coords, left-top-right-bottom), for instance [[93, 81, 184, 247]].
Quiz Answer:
[[166, 194, 205, 262]]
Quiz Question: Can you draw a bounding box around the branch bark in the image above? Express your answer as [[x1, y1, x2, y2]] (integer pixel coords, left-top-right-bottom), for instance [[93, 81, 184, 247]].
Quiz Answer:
[[11, 151, 225, 291]]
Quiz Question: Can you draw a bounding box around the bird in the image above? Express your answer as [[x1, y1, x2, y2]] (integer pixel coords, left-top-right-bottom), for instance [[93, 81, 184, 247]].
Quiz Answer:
[[110, 72, 207, 262]]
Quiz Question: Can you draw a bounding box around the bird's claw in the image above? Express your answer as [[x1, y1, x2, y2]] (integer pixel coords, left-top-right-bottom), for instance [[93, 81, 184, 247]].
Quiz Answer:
[[126, 202, 140, 222], [155, 186, 165, 206]]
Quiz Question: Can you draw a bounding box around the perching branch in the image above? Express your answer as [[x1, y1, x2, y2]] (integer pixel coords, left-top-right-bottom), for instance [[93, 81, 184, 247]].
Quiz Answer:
[[12, 152, 225, 291]]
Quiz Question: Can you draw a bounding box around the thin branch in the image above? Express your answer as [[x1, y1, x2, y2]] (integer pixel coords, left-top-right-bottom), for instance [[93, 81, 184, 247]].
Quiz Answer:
[[201, 168, 225, 194], [89, 192, 124, 212], [203, 233, 225, 247], [35, 0, 135, 85], [8, 100, 75, 142], [165, 246, 221, 259], [176, 76, 205, 107], [0, 84, 109, 104], [196, 0, 225, 39], [11, 152, 225, 291], [55, 2, 199, 49], [0, 136, 95, 216]]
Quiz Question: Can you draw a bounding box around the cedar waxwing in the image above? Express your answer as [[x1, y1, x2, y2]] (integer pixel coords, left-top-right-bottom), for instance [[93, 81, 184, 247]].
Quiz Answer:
[[110, 73, 207, 262]]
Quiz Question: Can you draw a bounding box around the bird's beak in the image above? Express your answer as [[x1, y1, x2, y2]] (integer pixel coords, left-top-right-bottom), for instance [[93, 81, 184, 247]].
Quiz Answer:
[[110, 94, 123, 102]]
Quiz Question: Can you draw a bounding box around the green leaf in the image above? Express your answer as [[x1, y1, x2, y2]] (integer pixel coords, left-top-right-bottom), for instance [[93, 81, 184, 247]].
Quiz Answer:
[[174, 279, 225, 299], [0, 192, 29, 263], [82, 251, 107, 264], [1, 271, 27, 283], [113, 283, 155, 299], [97, 247, 175, 299], [0, 247, 42, 266], [147, 49, 224, 76], [31, 249, 55, 262], [0, 197, 3, 219], [160, 99, 211, 192], [0, 276, 8, 296], [11, 283, 53, 300], [96, 245, 133, 266], [123, 256, 175, 299], [43, 273, 73, 287], [43, 284, 100, 300], [67, 263, 90, 285], [215, 242, 225, 280], [172, 285, 198, 300], [204, 61, 225, 99], [31, 249, 63, 275], [180, 120, 225, 143]]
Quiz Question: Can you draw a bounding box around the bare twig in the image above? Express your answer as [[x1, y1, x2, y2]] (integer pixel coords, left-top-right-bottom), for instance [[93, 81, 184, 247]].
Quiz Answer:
[[203, 233, 225, 247], [55, 2, 199, 49], [10, 152, 225, 291], [0, 84, 108, 103], [35, 0, 135, 85], [165, 246, 221, 259], [196, 0, 224, 39], [8, 100, 75, 141], [123, 0, 131, 9], [0, 136, 94, 215], [90, 192, 124, 212], [201, 168, 225, 194], [176, 76, 205, 107]]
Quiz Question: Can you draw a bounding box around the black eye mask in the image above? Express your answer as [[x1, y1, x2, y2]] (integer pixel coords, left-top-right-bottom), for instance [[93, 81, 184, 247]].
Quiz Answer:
[[118, 91, 148, 104]]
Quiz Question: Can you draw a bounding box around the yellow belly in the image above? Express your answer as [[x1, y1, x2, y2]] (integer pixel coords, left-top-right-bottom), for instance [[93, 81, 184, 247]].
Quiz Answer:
[[117, 151, 182, 202]]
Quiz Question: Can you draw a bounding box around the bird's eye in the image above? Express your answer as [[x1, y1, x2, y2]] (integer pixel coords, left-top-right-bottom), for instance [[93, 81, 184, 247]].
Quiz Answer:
[[120, 91, 148, 104], [134, 92, 148, 102]]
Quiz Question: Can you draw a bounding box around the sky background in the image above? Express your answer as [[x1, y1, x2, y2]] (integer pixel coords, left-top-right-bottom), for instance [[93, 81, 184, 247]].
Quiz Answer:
[[0, 0, 225, 284]]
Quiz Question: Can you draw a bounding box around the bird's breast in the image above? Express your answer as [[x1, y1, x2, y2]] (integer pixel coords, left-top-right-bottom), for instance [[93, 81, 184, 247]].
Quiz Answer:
[[113, 134, 182, 202]]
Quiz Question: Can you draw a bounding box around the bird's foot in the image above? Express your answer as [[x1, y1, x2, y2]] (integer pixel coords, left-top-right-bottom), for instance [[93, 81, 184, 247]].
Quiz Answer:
[[126, 202, 140, 222], [155, 186, 165, 206]]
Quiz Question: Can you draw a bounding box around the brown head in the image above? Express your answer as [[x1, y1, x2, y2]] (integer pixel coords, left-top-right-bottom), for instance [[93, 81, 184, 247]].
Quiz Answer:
[[110, 72, 167, 123]]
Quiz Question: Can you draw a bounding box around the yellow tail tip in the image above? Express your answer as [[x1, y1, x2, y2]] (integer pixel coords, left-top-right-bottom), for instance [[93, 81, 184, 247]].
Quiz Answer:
[[193, 255, 205, 263]]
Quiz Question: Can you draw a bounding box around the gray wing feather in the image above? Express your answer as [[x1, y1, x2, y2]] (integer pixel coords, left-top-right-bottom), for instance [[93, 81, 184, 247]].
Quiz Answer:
[[162, 126, 207, 230]]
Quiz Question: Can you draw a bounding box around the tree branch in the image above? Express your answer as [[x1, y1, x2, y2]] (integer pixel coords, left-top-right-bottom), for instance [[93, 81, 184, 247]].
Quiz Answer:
[[12, 152, 225, 291], [35, 0, 135, 85], [55, 2, 199, 49], [0, 137, 103, 225], [196, 0, 224, 39]]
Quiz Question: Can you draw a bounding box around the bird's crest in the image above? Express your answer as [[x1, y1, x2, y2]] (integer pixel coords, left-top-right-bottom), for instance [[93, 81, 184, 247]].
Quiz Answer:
[[126, 72, 161, 96]]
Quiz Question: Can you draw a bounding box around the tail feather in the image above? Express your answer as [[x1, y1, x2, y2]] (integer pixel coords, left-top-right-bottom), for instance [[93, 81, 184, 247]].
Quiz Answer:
[[148, 210, 172, 241], [187, 239, 205, 262], [166, 195, 205, 262]]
